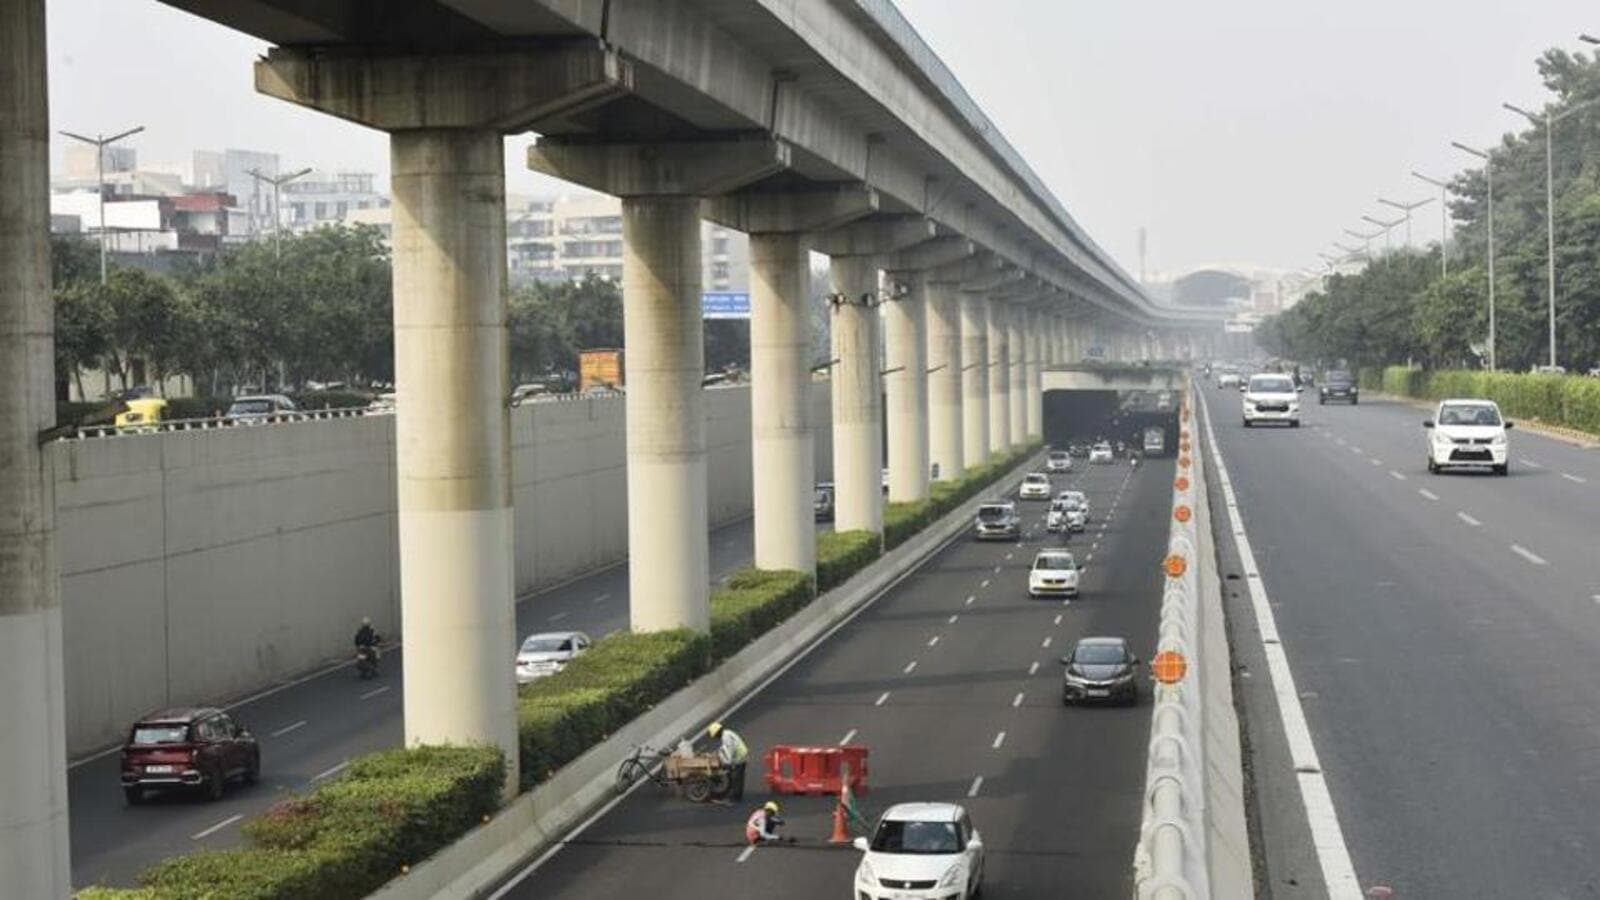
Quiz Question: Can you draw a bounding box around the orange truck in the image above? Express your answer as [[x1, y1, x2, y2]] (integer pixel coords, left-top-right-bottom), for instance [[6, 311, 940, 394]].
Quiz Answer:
[[579, 348, 625, 393]]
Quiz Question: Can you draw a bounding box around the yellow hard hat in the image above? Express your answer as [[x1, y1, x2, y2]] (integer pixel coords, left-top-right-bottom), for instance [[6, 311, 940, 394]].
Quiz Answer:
[[707, 722, 723, 737], [764, 801, 780, 814]]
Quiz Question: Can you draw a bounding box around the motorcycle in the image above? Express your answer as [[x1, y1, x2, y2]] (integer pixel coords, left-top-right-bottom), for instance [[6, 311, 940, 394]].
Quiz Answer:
[[356, 640, 382, 680]]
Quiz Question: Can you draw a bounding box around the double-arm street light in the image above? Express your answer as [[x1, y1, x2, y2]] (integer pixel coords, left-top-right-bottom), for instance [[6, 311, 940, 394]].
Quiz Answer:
[[57, 124, 145, 284], [1410, 172, 1452, 278], [1360, 214, 1406, 252], [247, 166, 314, 259], [1451, 141, 1496, 370], [1377, 196, 1433, 248], [1343, 227, 1383, 256], [1502, 98, 1600, 369]]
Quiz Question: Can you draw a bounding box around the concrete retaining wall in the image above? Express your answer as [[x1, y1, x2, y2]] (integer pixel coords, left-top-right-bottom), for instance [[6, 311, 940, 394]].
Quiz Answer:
[[55, 384, 833, 756]]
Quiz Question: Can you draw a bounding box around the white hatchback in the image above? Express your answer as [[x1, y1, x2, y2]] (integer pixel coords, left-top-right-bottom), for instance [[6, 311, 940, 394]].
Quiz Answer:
[[853, 803, 984, 900], [1028, 550, 1081, 598], [1425, 399, 1512, 475]]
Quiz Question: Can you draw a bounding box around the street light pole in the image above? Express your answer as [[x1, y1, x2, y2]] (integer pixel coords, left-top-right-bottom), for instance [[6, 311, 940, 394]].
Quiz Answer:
[[57, 125, 145, 284], [1411, 171, 1451, 278], [1452, 141, 1496, 370], [1343, 227, 1382, 257], [246, 166, 313, 259], [1378, 196, 1433, 248], [1360, 214, 1405, 253]]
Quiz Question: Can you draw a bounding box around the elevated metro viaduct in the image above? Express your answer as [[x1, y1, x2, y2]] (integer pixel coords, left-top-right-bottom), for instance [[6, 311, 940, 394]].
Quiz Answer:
[[0, 1, 1228, 892]]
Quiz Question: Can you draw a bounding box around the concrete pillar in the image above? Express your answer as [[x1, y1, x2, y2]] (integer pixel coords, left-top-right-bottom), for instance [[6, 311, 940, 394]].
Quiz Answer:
[[1025, 309, 1043, 439], [925, 279, 963, 481], [749, 233, 814, 574], [830, 255, 883, 534], [884, 271, 929, 502], [1007, 305, 1027, 446], [988, 300, 1011, 452], [960, 292, 991, 468], [391, 130, 518, 792], [0, 1, 71, 892], [623, 196, 711, 629]]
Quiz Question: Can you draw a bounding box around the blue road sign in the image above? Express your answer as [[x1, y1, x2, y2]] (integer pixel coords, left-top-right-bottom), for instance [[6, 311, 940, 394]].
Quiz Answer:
[[702, 291, 751, 319]]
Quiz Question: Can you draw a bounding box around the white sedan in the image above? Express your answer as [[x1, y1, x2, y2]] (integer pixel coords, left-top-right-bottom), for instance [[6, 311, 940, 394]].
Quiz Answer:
[[1028, 550, 1081, 598], [853, 803, 984, 900], [515, 631, 591, 684], [1088, 442, 1114, 464], [1045, 450, 1072, 472], [1057, 490, 1090, 521], [1018, 472, 1053, 500]]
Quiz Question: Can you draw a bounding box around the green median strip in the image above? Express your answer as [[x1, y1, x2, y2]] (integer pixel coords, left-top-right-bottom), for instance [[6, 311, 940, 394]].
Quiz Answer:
[[1365, 365, 1600, 436]]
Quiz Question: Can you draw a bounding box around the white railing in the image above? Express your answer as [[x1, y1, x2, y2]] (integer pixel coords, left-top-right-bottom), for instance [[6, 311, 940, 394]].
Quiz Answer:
[[65, 406, 377, 439], [1132, 382, 1210, 898]]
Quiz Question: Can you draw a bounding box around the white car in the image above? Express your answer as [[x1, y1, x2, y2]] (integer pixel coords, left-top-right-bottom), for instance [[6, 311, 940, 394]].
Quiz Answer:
[[1241, 373, 1301, 428], [1045, 499, 1069, 533], [515, 631, 591, 684], [1018, 472, 1053, 500], [1057, 490, 1090, 521], [853, 803, 984, 900], [1045, 450, 1072, 472], [1425, 399, 1512, 475], [1028, 550, 1081, 598], [226, 393, 297, 424], [1063, 500, 1087, 533], [1088, 442, 1114, 464]]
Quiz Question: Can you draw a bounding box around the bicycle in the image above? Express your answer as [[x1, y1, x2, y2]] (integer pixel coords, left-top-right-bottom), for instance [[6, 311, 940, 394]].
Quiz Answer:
[[614, 744, 672, 795]]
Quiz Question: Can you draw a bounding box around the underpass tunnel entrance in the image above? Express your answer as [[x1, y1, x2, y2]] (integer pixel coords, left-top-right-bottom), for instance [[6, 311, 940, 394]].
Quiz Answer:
[[1044, 389, 1179, 456]]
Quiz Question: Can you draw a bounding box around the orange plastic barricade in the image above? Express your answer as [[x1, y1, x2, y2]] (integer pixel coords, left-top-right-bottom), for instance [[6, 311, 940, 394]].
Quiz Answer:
[[762, 744, 870, 796]]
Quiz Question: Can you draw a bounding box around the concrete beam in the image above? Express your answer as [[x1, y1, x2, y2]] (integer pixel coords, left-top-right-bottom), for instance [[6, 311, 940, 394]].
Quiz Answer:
[[256, 43, 631, 132], [704, 184, 879, 235], [925, 250, 1003, 286], [810, 216, 936, 258], [886, 236, 975, 273], [961, 266, 1025, 295], [528, 137, 791, 198]]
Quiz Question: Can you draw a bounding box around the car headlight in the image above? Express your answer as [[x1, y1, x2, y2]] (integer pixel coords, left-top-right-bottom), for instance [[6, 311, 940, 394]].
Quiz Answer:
[[938, 863, 965, 887], [856, 858, 876, 885], [1491, 433, 1507, 445], [1433, 432, 1453, 446], [1289, 403, 1300, 411]]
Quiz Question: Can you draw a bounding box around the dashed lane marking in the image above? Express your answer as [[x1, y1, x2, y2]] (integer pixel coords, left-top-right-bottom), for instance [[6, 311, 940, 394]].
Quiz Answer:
[[1053, 614, 1063, 626], [312, 761, 348, 782], [191, 814, 243, 841], [980, 579, 990, 588], [1457, 511, 1482, 527], [965, 596, 975, 606], [967, 776, 984, 798], [1511, 544, 1548, 566], [1041, 636, 1052, 648], [1028, 661, 1039, 675], [1012, 692, 1025, 708], [839, 728, 857, 746], [1418, 489, 1439, 501], [1389, 471, 1406, 481], [736, 846, 756, 864], [928, 635, 940, 647], [270, 720, 307, 738], [591, 593, 611, 604], [948, 615, 959, 624], [1561, 472, 1588, 484], [992, 731, 1006, 750], [875, 692, 891, 706], [1520, 458, 1543, 469], [359, 686, 389, 700], [548, 611, 569, 622], [902, 660, 918, 674]]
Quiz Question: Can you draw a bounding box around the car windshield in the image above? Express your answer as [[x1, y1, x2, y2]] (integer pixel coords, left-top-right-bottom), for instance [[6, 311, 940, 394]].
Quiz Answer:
[[813, 489, 830, 504], [1251, 376, 1294, 393], [977, 505, 1010, 522], [1326, 371, 1353, 384], [1024, 474, 1048, 484], [131, 724, 189, 744], [1439, 404, 1501, 426], [1035, 554, 1074, 570], [1074, 644, 1126, 665], [1049, 452, 1068, 460], [870, 819, 962, 854], [229, 400, 272, 415], [521, 637, 572, 653]]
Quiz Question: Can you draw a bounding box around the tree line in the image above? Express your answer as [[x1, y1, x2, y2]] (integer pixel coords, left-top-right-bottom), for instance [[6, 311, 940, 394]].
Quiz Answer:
[[1259, 47, 1600, 373]]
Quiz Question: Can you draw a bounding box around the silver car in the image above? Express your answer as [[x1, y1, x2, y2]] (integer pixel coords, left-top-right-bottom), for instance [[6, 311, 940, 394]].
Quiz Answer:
[[515, 631, 591, 684], [974, 502, 1021, 541]]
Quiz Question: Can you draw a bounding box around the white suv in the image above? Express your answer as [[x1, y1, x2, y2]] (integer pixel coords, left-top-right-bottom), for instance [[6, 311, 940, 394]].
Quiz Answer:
[[1242, 373, 1301, 428], [1018, 472, 1052, 500], [1425, 399, 1512, 475]]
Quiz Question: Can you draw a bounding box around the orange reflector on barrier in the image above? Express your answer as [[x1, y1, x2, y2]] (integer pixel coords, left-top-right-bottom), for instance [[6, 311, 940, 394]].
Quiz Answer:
[[1174, 505, 1192, 523], [1163, 554, 1187, 578], [1179, 455, 1191, 469], [1174, 476, 1190, 491], [1151, 650, 1188, 685]]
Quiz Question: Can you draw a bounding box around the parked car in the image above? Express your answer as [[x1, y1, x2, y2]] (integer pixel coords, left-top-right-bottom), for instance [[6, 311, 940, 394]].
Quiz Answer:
[[1060, 636, 1140, 705], [814, 482, 836, 521], [853, 803, 984, 900], [1045, 450, 1073, 472], [1241, 373, 1300, 428], [1088, 442, 1114, 464], [1319, 370, 1358, 405], [973, 501, 1021, 541], [515, 631, 591, 684], [1424, 399, 1512, 476], [120, 707, 259, 804], [1028, 550, 1081, 599], [226, 394, 297, 424], [1018, 472, 1053, 500]]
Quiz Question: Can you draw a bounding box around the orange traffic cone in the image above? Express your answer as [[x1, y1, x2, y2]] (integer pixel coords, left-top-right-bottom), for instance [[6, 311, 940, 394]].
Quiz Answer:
[[829, 798, 851, 844]]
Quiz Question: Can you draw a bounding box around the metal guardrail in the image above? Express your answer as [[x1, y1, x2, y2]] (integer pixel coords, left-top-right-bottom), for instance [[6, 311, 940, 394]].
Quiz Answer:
[[1132, 381, 1210, 898]]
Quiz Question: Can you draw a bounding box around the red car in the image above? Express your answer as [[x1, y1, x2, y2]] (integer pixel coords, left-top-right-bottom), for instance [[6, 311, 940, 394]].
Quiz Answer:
[[120, 707, 260, 804]]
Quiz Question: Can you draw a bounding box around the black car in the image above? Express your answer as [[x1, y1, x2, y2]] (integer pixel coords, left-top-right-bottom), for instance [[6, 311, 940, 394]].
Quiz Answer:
[[120, 707, 260, 803], [1319, 370, 1358, 405], [1060, 637, 1140, 705], [813, 483, 835, 521]]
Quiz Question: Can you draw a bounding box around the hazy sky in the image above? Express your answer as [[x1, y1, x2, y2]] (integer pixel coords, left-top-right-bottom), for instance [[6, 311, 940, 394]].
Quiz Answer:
[[46, 0, 1599, 276]]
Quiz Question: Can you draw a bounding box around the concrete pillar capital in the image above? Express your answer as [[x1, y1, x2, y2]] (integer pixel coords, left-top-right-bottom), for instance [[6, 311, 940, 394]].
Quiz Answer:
[[257, 43, 630, 132], [706, 184, 879, 234], [529, 137, 791, 197], [810, 216, 937, 258]]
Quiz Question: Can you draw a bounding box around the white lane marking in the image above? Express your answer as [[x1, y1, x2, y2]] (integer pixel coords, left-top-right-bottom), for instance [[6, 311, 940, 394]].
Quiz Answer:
[[1335, 437, 1347, 446], [839, 728, 857, 746], [1418, 489, 1439, 501], [1053, 614, 1063, 626], [359, 685, 390, 700], [1028, 661, 1039, 676], [312, 760, 349, 782], [1520, 458, 1543, 468], [967, 775, 984, 797], [1197, 387, 1362, 898], [191, 814, 244, 841], [1457, 511, 1482, 527], [1389, 470, 1406, 481], [1041, 636, 1052, 649], [736, 846, 756, 864], [1368, 458, 1383, 467], [1012, 692, 1025, 708], [592, 592, 611, 604], [1351, 446, 1364, 455], [993, 566, 1002, 574], [1511, 544, 1548, 566], [270, 720, 307, 738], [992, 731, 1006, 750], [875, 691, 891, 706], [903, 660, 918, 674], [965, 595, 975, 606], [1085, 554, 1094, 562], [548, 611, 568, 622], [1004, 553, 1014, 561], [928, 635, 940, 647], [980, 579, 990, 588], [1561, 472, 1588, 484], [1593, 595, 1600, 604], [948, 614, 959, 624]]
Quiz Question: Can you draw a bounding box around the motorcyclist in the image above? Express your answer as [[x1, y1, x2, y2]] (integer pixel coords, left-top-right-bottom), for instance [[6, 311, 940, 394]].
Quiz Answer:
[[354, 617, 380, 675]]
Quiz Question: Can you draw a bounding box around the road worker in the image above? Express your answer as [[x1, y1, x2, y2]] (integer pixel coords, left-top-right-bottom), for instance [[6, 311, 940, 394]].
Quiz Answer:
[[707, 721, 748, 801]]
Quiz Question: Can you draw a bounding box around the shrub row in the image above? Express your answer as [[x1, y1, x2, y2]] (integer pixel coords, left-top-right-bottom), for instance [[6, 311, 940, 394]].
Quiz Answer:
[[817, 530, 882, 592], [79, 745, 504, 900], [1373, 365, 1600, 435]]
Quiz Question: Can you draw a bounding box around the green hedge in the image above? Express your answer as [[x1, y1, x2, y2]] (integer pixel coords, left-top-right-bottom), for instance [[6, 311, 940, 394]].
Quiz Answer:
[[709, 568, 813, 660], [882, 442, 1042, 550], [79, 745, 504, 900], [817, 530, 882, 592], [1374, 366, 1600, 435]]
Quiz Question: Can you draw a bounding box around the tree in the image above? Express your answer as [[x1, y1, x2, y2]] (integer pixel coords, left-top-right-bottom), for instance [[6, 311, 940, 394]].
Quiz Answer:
[[53, 283, 111, 399]]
